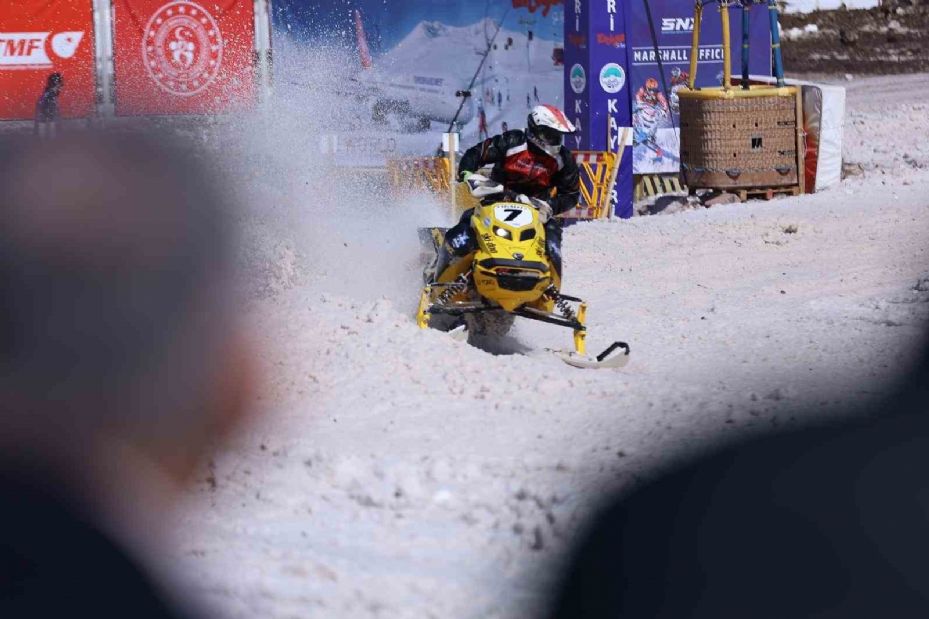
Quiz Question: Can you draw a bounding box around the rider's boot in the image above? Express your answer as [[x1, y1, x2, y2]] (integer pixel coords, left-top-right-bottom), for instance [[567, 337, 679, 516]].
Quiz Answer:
[[423, 243, 453, 284], [425, 210, 476, 284], [545, 219, 563, 281]]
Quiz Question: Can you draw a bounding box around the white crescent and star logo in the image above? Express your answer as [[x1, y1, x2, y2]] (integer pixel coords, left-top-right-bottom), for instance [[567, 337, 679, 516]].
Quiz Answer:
[[142, 1, 222, 96]]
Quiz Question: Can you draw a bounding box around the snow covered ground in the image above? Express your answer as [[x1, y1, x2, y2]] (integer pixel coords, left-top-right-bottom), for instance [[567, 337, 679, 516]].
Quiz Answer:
[[168, 73, 929, 618]]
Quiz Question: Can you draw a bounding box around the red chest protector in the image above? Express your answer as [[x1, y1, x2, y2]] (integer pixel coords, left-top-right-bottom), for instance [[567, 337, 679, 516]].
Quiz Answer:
[[499, 143, 561, 196]]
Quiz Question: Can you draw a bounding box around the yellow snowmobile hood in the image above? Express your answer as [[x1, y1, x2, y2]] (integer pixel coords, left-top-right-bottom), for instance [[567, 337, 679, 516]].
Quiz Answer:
[[470, 201, 552, 312]]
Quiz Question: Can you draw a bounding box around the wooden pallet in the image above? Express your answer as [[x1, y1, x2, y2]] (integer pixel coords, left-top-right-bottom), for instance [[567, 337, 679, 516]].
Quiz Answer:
[[736, 185, 801, 202]]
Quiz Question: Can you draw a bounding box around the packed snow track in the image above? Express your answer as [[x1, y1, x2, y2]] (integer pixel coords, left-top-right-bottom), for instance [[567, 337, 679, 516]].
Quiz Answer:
[[169, 74, 929, 619]]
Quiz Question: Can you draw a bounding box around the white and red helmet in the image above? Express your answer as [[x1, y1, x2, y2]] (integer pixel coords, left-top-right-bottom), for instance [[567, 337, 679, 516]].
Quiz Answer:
[[527, 104, 576, 157]]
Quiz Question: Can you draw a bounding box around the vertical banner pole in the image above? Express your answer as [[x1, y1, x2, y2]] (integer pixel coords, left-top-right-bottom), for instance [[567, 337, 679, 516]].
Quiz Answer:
[[605, 131, 627, 220], [92, 0, 115, 118], [741, 3, 751, 89], [689, 3, 703, 90], [720, 1, 732, 90], [444, 132, 459, 219], [795, 89, 805, 193], [768, 0, 786, 86], [253, 0, 273, 107]]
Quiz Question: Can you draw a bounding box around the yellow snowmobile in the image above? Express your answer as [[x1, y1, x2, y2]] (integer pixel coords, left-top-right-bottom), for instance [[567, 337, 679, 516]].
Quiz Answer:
[[416, 177, 629, 369]]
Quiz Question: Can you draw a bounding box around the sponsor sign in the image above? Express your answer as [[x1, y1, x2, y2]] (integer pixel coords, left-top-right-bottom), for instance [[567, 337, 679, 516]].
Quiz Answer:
[[625, 0, 772, 174], [598, 62, 625, 94], [567, 32, 587, 48], [511, 0, 563, 16], [565, 0, 634, 219], [563, 0, 589, 156], [660, 16, 695, 32], [0, 1, 96, 120], [0, 32, 85, 68], [595, 32, 625, 47], [142, 2, 223, 96], [113, 0, 256, 115], [569, 63, 586, 94]]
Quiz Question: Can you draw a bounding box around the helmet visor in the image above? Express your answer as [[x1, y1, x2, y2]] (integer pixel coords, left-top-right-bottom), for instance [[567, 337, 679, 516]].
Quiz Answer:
[[534, 125, 564, 147]]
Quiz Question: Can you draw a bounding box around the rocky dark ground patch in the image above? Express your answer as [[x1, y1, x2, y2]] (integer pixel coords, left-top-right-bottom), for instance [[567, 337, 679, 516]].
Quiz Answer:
[[781, 0, 929, 74]]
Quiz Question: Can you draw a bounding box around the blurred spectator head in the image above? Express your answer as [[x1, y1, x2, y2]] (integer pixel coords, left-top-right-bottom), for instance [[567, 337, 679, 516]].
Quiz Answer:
[[0, 131, 254, 494]]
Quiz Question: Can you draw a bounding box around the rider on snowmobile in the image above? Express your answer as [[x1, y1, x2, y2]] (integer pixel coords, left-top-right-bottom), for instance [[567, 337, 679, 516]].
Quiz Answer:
[[428, 104, 580, 283]]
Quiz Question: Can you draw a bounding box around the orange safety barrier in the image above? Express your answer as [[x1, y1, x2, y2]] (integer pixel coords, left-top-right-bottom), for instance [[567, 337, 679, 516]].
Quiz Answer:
[[565, 151, 619, 220], [388, 148, 620, 219], [386, 156, 451, 196]]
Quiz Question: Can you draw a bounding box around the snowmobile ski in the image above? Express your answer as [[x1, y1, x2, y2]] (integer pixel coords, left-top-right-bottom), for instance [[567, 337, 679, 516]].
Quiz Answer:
[[448, 323, 469, 342], [549, 341, 631, 370]]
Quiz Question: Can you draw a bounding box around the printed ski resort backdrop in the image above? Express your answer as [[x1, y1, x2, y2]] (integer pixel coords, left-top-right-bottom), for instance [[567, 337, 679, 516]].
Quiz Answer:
[[274, 0, 772, 218], [112, 0, 256, 115], [273, 0, 568, 167], [0, 0, 96, 120]]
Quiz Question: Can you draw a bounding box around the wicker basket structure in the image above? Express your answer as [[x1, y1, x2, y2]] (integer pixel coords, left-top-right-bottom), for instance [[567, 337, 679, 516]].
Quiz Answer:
[[678, 86, 803, 190]]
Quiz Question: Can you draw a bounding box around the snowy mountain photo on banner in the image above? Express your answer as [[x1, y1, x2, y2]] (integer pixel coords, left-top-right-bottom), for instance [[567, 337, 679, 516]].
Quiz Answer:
[[273, 0, 565, 165]]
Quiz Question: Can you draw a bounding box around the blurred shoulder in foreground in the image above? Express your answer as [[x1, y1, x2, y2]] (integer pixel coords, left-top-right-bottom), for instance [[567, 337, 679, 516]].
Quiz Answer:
[[0, 132, 256, 618], [549, 352, 929, 619]]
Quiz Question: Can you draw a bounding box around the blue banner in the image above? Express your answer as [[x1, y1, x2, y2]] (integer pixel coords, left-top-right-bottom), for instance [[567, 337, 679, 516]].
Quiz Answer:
[[624, 0, 772, 173], [565, 0, 635, 219]]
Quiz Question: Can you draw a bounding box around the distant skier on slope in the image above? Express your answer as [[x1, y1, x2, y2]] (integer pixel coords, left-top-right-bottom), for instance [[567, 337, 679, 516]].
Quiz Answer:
[[425, 104, 580, 284], [633, 77, 670, 160], [478, 104, 489, 140]]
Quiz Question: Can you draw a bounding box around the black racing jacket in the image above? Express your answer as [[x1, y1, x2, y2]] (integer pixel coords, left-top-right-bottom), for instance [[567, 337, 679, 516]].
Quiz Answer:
[[458, 130, 581, 216]]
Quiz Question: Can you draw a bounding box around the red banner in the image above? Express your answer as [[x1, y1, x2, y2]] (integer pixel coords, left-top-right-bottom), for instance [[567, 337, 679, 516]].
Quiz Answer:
[[113, 0, 255, 115], [0, 0, 96, 120]]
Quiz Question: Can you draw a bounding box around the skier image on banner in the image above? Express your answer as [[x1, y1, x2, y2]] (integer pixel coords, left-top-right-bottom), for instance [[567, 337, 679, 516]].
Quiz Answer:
[[477, 103, 489, 140], [669, 66, 689, 115], [632, 77, 671, 162]]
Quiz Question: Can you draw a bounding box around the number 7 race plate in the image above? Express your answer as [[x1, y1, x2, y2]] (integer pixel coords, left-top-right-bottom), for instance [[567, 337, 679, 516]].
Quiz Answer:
[[493, 204, 533, 228]]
